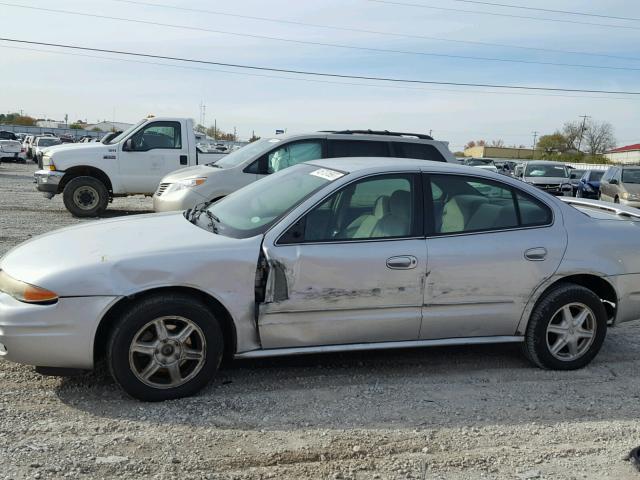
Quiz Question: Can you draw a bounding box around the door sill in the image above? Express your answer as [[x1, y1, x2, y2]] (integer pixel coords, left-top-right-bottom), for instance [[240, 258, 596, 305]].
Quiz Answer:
[[234, 336, 524, 359]]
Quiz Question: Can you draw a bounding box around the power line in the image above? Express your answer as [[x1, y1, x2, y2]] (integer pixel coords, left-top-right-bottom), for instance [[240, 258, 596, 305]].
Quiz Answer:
[[107, 0, 640, 62], [2, 37, 640, 96], [3, 44, 636, 102], [1, 2, 640, 73], [449, 0, 639, 22], [367, 0, 640, 31]]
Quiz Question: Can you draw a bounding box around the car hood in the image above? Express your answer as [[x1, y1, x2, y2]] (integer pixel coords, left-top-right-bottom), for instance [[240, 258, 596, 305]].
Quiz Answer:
[[0, 212, 262, 297], [47, 142, 110, 161], [524, 176, 569, 184], [160, 164, 223, 182]]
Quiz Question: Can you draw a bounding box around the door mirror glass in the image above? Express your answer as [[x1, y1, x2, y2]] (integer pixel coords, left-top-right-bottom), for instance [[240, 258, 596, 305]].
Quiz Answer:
[[610, 179, 618, 185], [123, 138, 134, 151]]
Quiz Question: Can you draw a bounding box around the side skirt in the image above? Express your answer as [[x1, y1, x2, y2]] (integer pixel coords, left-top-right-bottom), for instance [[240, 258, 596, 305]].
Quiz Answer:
[[234, 336, 524, 359]]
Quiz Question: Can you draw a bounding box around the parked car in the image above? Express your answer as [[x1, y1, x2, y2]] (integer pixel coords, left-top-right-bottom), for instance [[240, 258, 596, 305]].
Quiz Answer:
[[0, 130, 18, 141], [154, 130, 456, 212], [34, 117, 219, 217], [0, 139, 26, 163], [599, 166, 640, 207], [2, 158, 639, 401], [575, 170, 605, 199], [515, 161, 572, 196], [463, 158, 499, 173], [568, 169, 586, 196], [22, 135, 36, 159], [33, 137, 62, 167]]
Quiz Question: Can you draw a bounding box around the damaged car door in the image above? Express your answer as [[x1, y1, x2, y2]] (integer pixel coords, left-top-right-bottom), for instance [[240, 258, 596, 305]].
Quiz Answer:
[[258, 172, 427, 349]]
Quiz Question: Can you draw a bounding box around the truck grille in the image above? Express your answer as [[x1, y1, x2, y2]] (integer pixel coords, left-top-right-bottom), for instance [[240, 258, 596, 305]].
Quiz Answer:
[[155, 183, 171, 196]]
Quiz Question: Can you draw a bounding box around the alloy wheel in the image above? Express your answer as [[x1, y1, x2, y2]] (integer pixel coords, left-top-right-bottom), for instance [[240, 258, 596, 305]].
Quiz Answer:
[[546, 303, 597, 361]]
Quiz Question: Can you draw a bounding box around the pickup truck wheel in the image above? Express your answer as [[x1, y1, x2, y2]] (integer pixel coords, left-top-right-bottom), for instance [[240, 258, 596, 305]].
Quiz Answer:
[[522, 283, 607, 370], [107, 294, 224, 401], [63, 176, 108, 217]]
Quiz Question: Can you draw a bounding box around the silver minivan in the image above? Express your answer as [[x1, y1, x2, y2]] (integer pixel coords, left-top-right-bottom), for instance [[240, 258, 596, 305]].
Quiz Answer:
[[599, 166, 640, 208]]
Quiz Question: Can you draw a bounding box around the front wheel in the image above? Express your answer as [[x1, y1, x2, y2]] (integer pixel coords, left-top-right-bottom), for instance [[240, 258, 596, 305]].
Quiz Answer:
[[576, 189, 583, 198], [523, 283, 607, 370], [107, 294, 224, 401], [62, 176, 109, 217]]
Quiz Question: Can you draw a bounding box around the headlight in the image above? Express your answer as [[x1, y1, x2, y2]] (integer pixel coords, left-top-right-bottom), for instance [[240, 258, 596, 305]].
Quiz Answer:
[[0, 270, 58, 304], [164, 177, 207, 194], [623, 192, 640, 200]]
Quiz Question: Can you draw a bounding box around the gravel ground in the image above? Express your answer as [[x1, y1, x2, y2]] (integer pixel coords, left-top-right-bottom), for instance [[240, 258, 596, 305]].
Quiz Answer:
[[1, 161, 640, 480]]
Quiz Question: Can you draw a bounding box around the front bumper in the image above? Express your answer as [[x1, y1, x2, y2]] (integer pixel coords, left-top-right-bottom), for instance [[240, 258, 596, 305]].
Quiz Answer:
[[34, 169, 64, 194], [0, 293, 118, 369], [153, 187, 209, 212], [618, 198, 640, 209]]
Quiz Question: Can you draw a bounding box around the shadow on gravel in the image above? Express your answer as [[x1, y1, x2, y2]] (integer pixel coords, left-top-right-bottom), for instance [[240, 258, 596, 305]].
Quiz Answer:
[[53, 331, 640, 431], [97, 210, 155, 218]]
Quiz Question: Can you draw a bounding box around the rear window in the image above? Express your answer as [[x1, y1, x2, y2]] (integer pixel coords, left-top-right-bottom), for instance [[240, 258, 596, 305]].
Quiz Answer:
[[393, 142, 446, 162], [327, 140, 389, 158]]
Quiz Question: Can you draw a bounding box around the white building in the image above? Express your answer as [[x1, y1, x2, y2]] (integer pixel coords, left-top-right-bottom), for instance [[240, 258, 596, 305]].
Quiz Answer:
[[36, 120, 65, 129], [604, 144, 640, 164], [84, 121, 134, 132]]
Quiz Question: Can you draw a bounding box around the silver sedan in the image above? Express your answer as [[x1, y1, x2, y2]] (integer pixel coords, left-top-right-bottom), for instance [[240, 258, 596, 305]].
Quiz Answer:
[[2, 158, 640, 401]]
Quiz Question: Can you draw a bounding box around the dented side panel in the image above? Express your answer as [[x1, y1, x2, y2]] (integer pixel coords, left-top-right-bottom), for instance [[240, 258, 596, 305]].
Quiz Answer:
[[258, 239, 427, 348]]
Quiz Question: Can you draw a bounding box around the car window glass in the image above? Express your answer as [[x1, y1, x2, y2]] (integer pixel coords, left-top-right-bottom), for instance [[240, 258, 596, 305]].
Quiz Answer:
[[515, 192, 552, 226], [622, 170, 640, 184], [430, 175, 519, 234], [394, 142, 446, 162], [590, 171, 604, 181], [267, 141, 323, 174], [300, 175, 416, 242], [327, 140, 389, 158], [130, 121, 181, 151]]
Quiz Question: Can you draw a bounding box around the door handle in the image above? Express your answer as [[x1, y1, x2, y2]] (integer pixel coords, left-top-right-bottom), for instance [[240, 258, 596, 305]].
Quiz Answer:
[[180, 155, 188, 165], [524, 247, 547, 261], [386, 256, 418, 270]]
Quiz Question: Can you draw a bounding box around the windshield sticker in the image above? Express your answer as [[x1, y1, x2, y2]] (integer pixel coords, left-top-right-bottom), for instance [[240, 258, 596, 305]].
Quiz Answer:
[[310, 168, 345, 181], [268, 139, 281, 143]]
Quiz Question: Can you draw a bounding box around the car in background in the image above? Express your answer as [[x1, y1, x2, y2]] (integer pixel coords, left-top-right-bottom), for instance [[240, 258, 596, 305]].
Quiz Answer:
[[568, 169, 586, 196], [32, 137, 62, 167], [463, 158, 499, 172], [22, 135, 36, 159], [100, 131, 122, 144], [516, 161, 572, 196], [0, 139, 26, 163], [575, 170, 605, 199], [154, 129, 457, 212], [599, 166, 640, 207], [0, 131, 18, 141]]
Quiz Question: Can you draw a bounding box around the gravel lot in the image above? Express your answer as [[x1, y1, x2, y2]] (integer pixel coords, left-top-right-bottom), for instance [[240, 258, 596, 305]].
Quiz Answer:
[[1, 161, 640, 480]]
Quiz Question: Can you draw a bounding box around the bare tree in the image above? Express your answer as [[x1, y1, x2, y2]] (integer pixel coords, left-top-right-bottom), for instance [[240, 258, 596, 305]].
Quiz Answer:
[[490, 139, 505, 147], [584, 120, 616, 156], [562, 121, 583, 151], [465, 140, 476, 149]]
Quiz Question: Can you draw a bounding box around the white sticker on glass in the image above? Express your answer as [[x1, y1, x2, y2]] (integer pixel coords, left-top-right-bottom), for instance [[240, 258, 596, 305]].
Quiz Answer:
[[309, 168, 344, 181]]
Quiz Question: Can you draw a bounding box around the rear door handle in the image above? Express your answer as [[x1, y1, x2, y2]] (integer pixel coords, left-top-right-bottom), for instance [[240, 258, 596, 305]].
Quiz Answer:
[[524, 247, 547, 261], [180, 155, 188, 165], [386, 256, 418, 270]]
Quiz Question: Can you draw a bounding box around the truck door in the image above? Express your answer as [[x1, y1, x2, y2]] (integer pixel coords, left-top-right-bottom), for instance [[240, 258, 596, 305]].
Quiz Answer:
[[118, 120, 189, 194]]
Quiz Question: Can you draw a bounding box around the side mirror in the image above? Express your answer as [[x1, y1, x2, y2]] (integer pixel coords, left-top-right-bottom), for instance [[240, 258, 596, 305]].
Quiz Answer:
[[123, 138, 134, 151], [610, 179, 618, 185]]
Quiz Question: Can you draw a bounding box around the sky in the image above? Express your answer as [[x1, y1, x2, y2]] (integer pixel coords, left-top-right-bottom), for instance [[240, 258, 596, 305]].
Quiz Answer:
[[0, 0, 639, 151]]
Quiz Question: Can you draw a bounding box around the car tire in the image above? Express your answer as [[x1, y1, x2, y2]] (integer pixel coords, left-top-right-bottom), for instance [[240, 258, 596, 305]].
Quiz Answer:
[[522, 283, 607, 370], [62, 176, 109, 217], [576, 189, 582, 198], [614, 196, 620, 204], [107, 293, 224, 401]]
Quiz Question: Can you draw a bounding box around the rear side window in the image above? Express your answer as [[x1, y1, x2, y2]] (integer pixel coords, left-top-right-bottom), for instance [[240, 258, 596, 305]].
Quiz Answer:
[[327, 140, 389, 158], [393, 142, 446, 162]]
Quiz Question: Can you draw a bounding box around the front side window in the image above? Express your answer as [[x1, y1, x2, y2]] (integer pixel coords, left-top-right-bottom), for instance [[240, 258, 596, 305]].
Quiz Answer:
[[622, 169, 640, 184], [286, 174, 419, 243], [266, 141, 323, 174], [430, 175, 551, 235], [128, 121, 181, 151]]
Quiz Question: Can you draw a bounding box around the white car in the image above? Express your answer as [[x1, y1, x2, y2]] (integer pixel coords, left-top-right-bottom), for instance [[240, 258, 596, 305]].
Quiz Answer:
[[2, 158, 640, 401], [32, 136, 62, 166], [0, 139, 26, 163]]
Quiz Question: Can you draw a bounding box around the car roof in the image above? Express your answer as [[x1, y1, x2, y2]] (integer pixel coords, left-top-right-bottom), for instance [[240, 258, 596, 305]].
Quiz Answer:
[[307, 156, 493, 176], [524, 160, 565, 165], [261, 131, 442, 144]]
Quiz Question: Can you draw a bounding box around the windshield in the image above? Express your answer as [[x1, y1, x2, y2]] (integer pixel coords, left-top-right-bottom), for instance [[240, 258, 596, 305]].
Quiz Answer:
[[105, 119, 148, 145], [466, 159, 494, 166], [38, 138, 60, 146], [199, 164, 344, 238], [525, 164, 568, 178], [214, 138, 278, 169], [589, 171, 604, 181], [622, 169, 640, 184]]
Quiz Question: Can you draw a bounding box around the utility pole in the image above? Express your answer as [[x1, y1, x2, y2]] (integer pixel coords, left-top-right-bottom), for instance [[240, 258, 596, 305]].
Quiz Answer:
[[213, 119, 217, 141], [532, 131, 538, 160], [233, 126, 237, 142], [577, 114, 590, 153], [199, 101, 206, 129]]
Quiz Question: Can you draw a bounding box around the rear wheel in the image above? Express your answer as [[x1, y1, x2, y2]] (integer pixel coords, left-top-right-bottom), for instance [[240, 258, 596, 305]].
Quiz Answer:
[[107, 294, 224, 401], [523, 283, 607, 370], [576, 189, 583, 198], [62, 176, 109, 217], [614, 196, 620, 204]]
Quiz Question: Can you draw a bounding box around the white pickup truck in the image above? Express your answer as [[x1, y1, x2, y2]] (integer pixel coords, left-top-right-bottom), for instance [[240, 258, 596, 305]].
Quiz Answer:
[[35, 117, 217, 217]]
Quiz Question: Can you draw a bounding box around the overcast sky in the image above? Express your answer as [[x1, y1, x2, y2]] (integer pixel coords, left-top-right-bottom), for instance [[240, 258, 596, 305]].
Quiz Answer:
[[1, 0, 639, 150]]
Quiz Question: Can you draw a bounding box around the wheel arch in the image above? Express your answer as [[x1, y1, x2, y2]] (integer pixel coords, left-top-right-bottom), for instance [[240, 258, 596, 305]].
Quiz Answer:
[[59, 166, 113, 194], [517, 273, 618, 334], [93, 286, 238, 366]]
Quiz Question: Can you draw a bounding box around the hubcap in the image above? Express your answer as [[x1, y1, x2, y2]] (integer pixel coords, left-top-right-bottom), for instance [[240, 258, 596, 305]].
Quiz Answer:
[[129, 316, 206, 389], [73, 186, 99, 210], [546, 303, 597, 361]]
